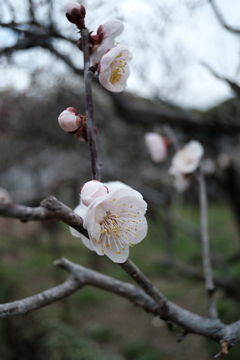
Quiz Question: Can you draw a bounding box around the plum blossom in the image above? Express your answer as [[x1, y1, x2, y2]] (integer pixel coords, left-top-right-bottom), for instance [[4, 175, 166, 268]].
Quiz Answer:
[[144, 132, 168, 163], [58, 107, 82, 132], [98, 45, 133, 92], [169, 140, 203, 192], [90, 19, 124, 65], [70, 181, 148, 263], [172, 141, 204, 174]]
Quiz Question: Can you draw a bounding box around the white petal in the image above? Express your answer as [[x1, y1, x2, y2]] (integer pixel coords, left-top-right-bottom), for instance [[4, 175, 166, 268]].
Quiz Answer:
[[104, 242, 129, 263], [81, 235, 95, 251], [69, 201, 87, 237], [91, 38, 115, 65], [102, 19, 124, 39]]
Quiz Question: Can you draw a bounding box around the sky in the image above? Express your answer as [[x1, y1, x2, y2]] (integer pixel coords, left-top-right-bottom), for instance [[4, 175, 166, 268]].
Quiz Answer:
[[1, 0, 240, 110]]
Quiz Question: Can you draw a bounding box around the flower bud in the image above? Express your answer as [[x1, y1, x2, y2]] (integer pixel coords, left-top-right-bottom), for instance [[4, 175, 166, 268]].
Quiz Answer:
[[80, 180, 109, 206], [58, 107, 81, 132], [65, 2, 86, 29]]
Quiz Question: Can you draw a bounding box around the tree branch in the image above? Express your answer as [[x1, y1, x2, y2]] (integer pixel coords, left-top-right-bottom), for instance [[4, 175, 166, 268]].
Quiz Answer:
[[81, 28, 101, 181], [1, 256, 239, 349], [201, 61, 240, 97], [209, 0, 240, 34], [0, 197, 88, 238]]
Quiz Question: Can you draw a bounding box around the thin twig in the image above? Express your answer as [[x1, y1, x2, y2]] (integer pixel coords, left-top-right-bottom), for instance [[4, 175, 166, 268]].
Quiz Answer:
[[81, 28, 101, 181], [209, 0, 240, 34], [198, 166, 218, 319]]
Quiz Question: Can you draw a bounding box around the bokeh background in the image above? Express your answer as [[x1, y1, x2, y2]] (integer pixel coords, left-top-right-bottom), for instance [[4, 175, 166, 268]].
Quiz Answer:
[[1, 0, 240, 359]]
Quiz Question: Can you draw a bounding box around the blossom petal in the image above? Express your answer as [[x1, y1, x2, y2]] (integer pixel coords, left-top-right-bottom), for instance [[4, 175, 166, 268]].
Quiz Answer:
[[102, 19, 124, 39]]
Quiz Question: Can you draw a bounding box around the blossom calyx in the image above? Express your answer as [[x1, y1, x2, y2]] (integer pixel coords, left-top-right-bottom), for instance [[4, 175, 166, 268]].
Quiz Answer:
[[58, 107, 82, 132], [80, 180, 109, 206], [65, 2, 86, 29]]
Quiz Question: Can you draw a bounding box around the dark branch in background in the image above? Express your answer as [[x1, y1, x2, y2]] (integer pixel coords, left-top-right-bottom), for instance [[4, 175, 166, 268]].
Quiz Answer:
[[81, 28, 101, 181], [201, 61, 240, 97], [2, 22, 240, 137], [198, 167, 218, 319], [209, 0, 240, 34]]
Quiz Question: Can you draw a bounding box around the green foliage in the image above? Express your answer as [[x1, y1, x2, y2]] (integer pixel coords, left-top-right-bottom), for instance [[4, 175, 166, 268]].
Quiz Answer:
[[124, 340, 161, 360]]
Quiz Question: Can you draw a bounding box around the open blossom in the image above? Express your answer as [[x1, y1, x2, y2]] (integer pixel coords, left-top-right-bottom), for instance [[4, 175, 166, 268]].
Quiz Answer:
[[144, 133, 168, 163], [90, 19, 124, 65], [98, 45, 133, 92], [58, 107, 82, 132], [70, 181, 148, 263], [172, 141, 204, 174]]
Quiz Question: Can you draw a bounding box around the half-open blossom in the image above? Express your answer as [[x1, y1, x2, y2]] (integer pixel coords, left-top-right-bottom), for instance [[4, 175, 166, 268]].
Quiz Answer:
[[98, 45, 133, 92], [168, 166, 190, 193], [172, 141, 204, 174], [70, 181, 148, 263], [90, 19, 124, 65], [58, 107, 82, 132], [144, 133, 168, 163], [81, 180, 108, 206], [65, 2, 86, 29]]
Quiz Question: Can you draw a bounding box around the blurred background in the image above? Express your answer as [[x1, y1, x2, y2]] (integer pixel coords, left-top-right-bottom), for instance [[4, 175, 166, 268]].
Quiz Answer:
[[1, 0, 240, 359]]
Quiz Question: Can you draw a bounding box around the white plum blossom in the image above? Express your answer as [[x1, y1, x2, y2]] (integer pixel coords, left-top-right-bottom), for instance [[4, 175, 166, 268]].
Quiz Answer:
[[91, 19, 124, 65], [144, 132, 168, 163], [168, 166, 190, 193], [172, 141, 204, 174], [98, 45, 133, 92], [58, 107, 81, 132], [70, 181, 148, 263]]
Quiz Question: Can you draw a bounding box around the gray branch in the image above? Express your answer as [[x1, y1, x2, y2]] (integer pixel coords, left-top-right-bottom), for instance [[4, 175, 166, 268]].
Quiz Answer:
[[1, 257, 240, 351]]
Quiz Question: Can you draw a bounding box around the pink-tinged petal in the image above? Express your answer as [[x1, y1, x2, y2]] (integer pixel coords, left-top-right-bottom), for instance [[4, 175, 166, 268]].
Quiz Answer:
[[66, 1, 81, 13], [58, 109, 81, 132], [144, 133, 168, 163], [102, 19, 124, 39], [81, 180, 108, 206]]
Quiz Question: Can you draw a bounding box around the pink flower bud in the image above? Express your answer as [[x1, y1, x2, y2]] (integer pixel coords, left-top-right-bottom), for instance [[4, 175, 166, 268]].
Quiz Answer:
[[58, 107, 81, 132], [80, 180, 109, 206], [65, 2, 86, 29]]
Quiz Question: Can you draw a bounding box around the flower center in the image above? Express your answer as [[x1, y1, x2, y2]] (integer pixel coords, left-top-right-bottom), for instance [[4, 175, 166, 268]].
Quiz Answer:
[[109, 52, 127, 85]]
